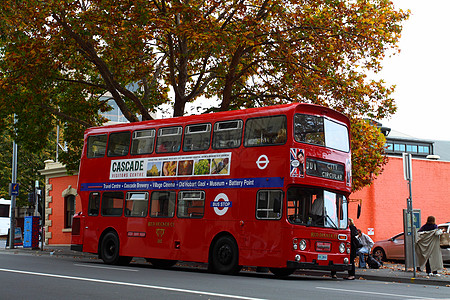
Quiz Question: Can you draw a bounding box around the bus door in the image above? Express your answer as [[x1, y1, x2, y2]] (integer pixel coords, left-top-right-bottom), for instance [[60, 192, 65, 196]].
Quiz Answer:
[[171, 190, 206, 262], [146, 191, 178, 259], [122, 191, 151, 257]]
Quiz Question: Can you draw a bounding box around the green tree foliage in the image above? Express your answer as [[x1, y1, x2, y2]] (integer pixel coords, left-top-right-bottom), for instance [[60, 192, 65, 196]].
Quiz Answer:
[[0, 0, 409, 190], [0, 126, 52, 206]]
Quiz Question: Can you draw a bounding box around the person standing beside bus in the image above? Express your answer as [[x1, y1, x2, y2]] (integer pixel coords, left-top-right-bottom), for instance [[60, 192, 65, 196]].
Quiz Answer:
[[345, 218, 359, 280]]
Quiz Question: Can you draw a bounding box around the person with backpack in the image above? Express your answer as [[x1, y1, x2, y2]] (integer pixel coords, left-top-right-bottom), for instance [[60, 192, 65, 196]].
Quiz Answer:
[[356, 229, 374, 268]]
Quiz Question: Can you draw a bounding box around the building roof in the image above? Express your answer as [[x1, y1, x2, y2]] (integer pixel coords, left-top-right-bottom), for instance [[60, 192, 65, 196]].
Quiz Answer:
[[385, 129, 450, 162], [433, 140, 450, 162]]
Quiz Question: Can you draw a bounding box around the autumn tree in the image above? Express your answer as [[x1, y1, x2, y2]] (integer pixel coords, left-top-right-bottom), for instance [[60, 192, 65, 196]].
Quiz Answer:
[[0, 0, 409, 190]]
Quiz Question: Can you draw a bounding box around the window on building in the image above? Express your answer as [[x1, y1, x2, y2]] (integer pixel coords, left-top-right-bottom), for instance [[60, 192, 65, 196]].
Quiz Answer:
[[394, 143, 406, 152], [244, 115, 287, 146], [418, 145, 430, 154], [150, 191, 176, 218], [65, 195, 76, 228], [125, 192, 148, 217], [183, 123, 211, 151], [406, 144, 418, 153], [87, 134, 107, 158], [177, 191, 205, 218], [385, 142, 393, 151], [131, 129, 155, 155], [156, 127, 182, 153], [88, 192, 100, 216], [107, 131, 131, 157], [256, 190, 283, 220], [101, 192, 124, 216], [212, 120, 243, 149]]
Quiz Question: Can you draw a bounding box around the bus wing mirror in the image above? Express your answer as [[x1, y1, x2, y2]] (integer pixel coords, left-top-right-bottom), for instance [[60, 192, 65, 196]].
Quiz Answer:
[[273, 198, 281, 214], [357, 203, 361, 219]]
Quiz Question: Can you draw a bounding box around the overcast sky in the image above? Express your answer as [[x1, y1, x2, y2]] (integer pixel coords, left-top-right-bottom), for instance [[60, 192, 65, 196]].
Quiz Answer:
[[379, 0, 450, 141]]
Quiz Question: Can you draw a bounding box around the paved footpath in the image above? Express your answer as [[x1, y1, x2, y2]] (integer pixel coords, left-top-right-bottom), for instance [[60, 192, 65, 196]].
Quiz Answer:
[[1, 239, 449, 287]]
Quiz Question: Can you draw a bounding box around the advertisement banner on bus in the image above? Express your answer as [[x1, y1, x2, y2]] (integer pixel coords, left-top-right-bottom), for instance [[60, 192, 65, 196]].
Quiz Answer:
[[110, 152, 231, 180]]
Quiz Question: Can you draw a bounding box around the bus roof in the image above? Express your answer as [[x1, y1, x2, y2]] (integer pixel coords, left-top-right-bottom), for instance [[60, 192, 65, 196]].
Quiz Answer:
[[85, 103, 349, 135]]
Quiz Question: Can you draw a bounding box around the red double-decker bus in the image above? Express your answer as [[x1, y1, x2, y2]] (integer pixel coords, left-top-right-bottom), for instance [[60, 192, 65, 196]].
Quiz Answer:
[[71, 103, 352, 276]]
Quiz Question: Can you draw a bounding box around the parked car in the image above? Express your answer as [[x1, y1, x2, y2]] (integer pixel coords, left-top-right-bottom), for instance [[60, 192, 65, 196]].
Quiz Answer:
[[372, 232, 450, 262], [438, 222, 450, 233]]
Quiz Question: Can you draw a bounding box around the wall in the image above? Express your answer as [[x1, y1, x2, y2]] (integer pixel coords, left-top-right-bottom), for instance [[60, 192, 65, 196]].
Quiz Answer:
[[350, 156, 450, 242], [39, 160, 80, 246]]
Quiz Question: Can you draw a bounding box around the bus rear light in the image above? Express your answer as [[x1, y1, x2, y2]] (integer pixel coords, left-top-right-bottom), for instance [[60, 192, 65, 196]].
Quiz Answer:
[[339, 242, 346, 253], [72, 218, 80, 236], [175, 241, 181, 249]]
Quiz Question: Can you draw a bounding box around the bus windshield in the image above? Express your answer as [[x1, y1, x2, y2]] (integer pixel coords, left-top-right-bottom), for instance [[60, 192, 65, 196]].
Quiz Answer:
[[287, 187, 348, 229], [294, 114, 349, 152]]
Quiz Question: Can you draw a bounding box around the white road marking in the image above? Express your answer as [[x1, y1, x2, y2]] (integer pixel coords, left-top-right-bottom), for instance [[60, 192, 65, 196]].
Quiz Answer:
[[73, 263, 138, 272], [0, 267, 266, 300], [316, 287, 431, 299]]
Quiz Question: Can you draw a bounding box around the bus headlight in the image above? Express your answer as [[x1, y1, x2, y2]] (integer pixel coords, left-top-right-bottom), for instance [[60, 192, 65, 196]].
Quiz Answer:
[[293, 238, 298, 250], [339, 242, 346, 253], [299, 239, 307, 251]]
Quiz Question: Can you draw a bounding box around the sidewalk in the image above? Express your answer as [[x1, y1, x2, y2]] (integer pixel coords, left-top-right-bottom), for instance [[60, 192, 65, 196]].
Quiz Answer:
[[1, 242, 449, 287]]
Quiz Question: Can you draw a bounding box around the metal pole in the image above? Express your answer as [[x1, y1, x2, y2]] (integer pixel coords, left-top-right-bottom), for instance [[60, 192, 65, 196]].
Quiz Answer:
[[9, 140, 18, 249], [408, 179, 416, 278], [56, 125, 59, 162]]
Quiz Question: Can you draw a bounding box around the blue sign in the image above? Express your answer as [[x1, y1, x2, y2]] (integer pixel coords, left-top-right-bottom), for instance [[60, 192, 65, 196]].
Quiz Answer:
[[9, 183, 19, 196], [80, 177, 284, 192]]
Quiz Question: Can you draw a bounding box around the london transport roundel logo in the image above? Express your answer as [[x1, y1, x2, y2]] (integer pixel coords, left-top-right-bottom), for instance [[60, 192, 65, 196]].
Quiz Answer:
[[256, 155, 269, 169], [213, 193, 230, 216]]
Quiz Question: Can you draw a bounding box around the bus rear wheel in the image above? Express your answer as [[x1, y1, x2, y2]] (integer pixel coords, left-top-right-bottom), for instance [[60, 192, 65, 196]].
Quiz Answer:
[[211, 236, 241, 275], [269, 267, 295, 277], [100, 232, 132, 265]]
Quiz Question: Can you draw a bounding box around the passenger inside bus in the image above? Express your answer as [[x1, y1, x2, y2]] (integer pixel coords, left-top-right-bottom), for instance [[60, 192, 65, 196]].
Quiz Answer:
[[310, 195, 325, 225]]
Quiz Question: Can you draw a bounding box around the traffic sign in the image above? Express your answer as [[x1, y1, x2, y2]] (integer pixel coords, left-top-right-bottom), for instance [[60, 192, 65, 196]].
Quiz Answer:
[[9, 183, 19, 196]]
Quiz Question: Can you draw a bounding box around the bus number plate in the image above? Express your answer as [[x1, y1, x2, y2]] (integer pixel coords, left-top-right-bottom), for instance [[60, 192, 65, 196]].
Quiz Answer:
[[317, 254, 328, 261]]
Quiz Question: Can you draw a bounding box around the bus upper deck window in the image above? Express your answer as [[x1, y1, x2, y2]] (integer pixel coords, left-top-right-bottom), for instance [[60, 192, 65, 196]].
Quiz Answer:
[[87, 134, 107, 158], [294, 114, 349, 152], [156, 127, 182, 153], [212, 120, 243, 149], [183, 123, 211, 151], [107, 131, 131, 157], [244, 115, 287, 147], [131, 129, 155, 155]]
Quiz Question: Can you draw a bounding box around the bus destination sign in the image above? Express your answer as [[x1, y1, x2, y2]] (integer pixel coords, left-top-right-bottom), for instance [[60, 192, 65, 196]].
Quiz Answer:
[[305, 158, 345, 181]]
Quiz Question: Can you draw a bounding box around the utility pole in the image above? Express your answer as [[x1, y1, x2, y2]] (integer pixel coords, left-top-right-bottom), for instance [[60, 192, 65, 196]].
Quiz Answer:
[[9, 138, 18, 249]]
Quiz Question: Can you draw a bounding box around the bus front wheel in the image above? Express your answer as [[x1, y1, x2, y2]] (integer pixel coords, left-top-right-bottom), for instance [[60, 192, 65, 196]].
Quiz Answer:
[[100, 232, 132, 265], [269, 267, 295, 277], [211, 236, 241, 275]]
